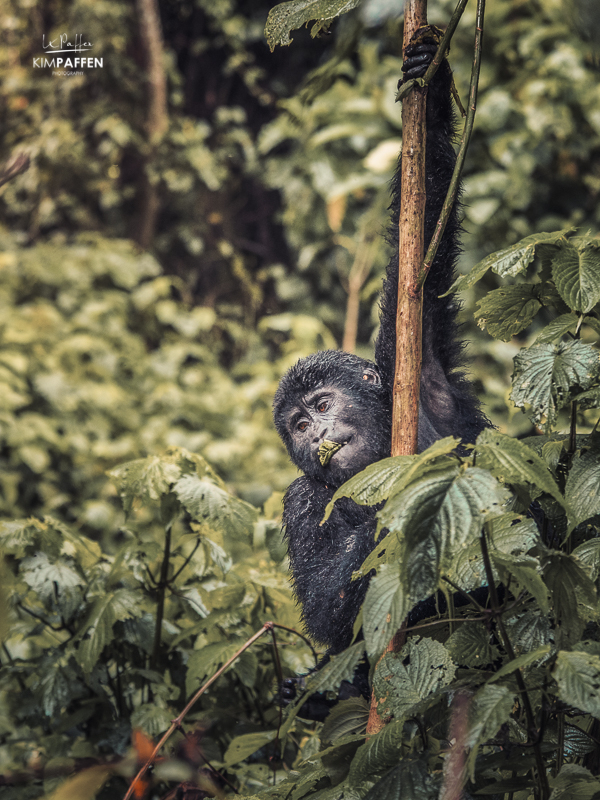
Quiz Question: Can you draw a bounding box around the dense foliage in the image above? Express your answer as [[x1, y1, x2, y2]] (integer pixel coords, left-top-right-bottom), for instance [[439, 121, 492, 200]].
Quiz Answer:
[[1, 0, 600, 797]]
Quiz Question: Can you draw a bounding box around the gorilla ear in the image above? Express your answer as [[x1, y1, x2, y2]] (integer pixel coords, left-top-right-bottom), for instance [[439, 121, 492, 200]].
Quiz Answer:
[[362, 366, 381, 385]]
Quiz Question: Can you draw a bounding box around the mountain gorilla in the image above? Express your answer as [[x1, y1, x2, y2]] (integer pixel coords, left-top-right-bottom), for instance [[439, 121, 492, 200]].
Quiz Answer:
[[273, 33, 489, 704]]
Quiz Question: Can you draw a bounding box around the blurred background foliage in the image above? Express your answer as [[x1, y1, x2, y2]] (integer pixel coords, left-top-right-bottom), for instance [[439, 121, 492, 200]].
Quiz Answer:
[[0, 0, 599, 546]]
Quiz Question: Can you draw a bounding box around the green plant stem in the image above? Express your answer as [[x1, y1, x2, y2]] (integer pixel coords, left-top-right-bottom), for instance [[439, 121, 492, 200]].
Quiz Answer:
[[151, 521, 172, 671], [123, 622, 273, 800], [480, 526, 550, 800], [418, 0, 486, 290]]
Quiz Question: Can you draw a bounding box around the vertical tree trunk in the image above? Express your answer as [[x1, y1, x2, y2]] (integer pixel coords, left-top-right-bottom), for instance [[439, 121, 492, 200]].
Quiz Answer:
[[366, 0, 428, 737], [136, 0, 168, 249], [391, 0, 428, 457]]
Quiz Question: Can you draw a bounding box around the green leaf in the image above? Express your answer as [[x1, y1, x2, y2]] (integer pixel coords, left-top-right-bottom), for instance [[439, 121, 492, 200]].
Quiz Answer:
[[77, 589, 140, 674], [373, 638, 455, 720], [572, 538, 600, 580], [549, 764, 600, 800], [447, 513, 540, 592], [573, 386, 600, 410], [475, 284, 541, 340], [543, 551, 597, 645], [553, 650, 600, 717], [186, 640, 245, 695], [173, 473, 258, 538], [511, 340, 600, 431], [347, 720, 404, 784], [475, 429, 566, 508], [223, 731, 278, 767], [322, 455, 416, 522], [280, 641, 366, 739], [565, 448, 600, 527], [491, 551, 549, 612], [362, 563, 410, 657], [320, 697, 369, 744], [447, 229, 573, 295], [379, 464, 510, 588], [505, 610, 552, 655], [552, 239, 600, 313], [360, 756, 437, 800], [467, 684, 515, 778], [108, 455, 182, 514], [130, 703, 173, 736], [487, 645, 551, 683], [446, 623, 500, 668], [264, 0, 360, 51], [534, 312, 578, 344]]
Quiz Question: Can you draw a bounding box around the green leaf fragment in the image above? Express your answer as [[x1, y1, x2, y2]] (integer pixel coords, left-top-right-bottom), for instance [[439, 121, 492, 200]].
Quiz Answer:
[[475, 284, 541, 340], [318, 438, 344, 467], [264, 0, 361, 51]]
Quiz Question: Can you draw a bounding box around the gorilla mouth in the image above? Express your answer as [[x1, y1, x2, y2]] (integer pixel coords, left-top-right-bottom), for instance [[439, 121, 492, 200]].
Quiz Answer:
[[318, 439, 346, 467]]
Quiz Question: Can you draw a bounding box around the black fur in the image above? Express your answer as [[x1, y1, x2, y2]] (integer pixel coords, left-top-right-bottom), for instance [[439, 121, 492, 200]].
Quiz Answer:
[[273, 38, 489, 667]]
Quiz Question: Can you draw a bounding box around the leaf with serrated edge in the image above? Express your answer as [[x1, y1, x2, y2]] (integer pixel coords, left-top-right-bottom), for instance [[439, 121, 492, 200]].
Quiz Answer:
[[511, 340, 600, 432], [553, 650, 600, 718], [467, 684, 515, 779], [446, 229, 573, 295], [264, 0, 360, 51], [565, 449, 600, 528], [475, 284, 541, 340], [320, 697, 369, 743], [534, 313, 578, 344], [475, 429, 566, 508], [280, 641, 366, 739], [491, 551, 549, 612], [552, 239, 600, 313], [322, 455, 416, 523], [362, 563, 410, 657]]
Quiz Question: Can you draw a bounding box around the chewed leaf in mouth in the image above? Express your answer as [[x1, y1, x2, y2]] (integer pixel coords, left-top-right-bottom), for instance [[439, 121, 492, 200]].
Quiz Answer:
[[318, 439, 344, 467]]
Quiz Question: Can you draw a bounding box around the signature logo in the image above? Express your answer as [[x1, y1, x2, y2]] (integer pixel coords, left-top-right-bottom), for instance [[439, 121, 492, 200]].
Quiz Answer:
[[42, 34, 93, 54]]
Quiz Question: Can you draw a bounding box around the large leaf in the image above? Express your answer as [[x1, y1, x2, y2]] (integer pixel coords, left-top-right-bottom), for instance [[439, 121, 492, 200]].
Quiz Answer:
[[322, 455, 416, 522], [362, 563, 410, 657], [475, 284, 541, 340], [491, 551, 549, 612], [549, 764, 600, 800], [280, 641, 366, 738], [511, 340, 600, 431], [223, 730, 278, 767], [320, 697, 369, 743], [360, 755, 437, 800], [552, 239, 600, 313], [373, 637, 455, 720], [467, 684, 515, 777], [108, 455, 182, 514], [553, 650, 600, 717], [534, 312, 579, 344], [565, 448, 600, 528], [378, 464, 510, 586], [173, 473, 258, 538], [446, 623, 499, 668], [264, 0, 361, 51], [447, 229, 573, 294], [77, 589, 141, 674], [475, 428, 566, 508]]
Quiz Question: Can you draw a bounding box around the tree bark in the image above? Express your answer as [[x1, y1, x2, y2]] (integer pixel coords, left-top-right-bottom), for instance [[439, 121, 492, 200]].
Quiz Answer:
[[366, 0, 428, 738], [390, 0, 428, 458]]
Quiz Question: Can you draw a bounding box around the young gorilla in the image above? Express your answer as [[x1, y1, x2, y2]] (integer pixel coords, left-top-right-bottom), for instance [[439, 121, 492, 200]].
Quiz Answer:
[[273, 35, 489, 688]]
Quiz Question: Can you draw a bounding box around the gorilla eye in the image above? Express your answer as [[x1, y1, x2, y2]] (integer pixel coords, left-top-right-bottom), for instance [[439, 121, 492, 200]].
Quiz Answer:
[[297, 421, 308, 432], [316, 400, 328, 412]]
